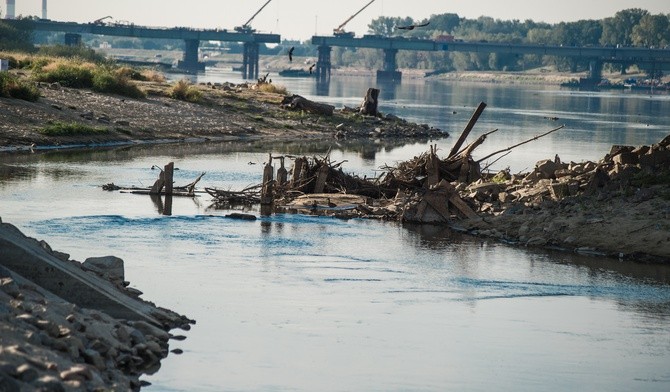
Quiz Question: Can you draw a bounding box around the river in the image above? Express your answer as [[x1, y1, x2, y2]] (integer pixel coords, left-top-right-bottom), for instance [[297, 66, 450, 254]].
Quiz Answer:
[[1, 69, 669, 391]]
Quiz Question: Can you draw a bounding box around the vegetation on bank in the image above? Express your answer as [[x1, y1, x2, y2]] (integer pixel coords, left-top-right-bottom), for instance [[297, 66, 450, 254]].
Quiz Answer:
[[38, 122, 109, 136], [170, 79, 202, 103], [0, 71, 40, 101], [0, 46, 169, 100]]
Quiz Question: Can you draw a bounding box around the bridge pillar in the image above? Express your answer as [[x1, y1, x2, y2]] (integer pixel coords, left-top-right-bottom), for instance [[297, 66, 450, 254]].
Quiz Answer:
[[588, 59, 603, 81], [242, 42, 260, 80], [177, 39, 205, 73], [377, 48, 401, 82], [64, 33, 81, 47], [315, 45, 331, 83]]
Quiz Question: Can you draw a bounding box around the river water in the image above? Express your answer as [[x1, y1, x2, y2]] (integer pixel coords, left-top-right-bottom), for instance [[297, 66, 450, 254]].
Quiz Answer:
[[1, 69, 669, 391]]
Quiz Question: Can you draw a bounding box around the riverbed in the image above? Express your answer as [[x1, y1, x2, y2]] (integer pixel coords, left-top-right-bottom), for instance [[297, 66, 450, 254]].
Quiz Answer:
[[1, 72, 670, 391]]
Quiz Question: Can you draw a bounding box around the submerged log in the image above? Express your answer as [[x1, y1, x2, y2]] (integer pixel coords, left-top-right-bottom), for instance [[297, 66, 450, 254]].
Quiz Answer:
[[359, 88, 380, 116], [281, 94, 334, 115]]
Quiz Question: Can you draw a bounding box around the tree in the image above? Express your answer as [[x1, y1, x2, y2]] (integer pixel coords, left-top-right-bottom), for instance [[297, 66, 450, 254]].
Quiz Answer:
[[600, 8, 649, 46], [367, 16, 411, 37], [631, 14, 670, 47], [428, 13, 461, 33]]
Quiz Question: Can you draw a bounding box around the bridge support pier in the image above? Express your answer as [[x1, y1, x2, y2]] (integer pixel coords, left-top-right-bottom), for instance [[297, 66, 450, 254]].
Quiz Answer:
[[177, 39, 205, 73], [242, 42, 260, 80], [64, 33, 81, 47], [377, 48, 401, 82], [588, 59, 603, 82], [315, 45, 331, 83]]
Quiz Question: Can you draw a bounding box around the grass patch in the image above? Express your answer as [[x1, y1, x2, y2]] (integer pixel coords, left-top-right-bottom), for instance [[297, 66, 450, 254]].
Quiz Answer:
[[170, 79, 202, 103], [39, 122, 108, 136], [0, 72, 40, 101], [256, 83, 288, 95], [92, 69, 146, 99], [630, 171, 670, 187]]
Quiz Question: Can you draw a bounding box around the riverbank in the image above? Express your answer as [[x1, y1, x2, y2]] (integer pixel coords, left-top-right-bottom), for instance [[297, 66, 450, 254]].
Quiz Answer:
[[0, 219, 195, 390]]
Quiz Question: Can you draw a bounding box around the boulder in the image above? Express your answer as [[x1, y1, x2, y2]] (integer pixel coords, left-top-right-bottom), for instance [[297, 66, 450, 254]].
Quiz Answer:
[[83, 256, 125, 283]]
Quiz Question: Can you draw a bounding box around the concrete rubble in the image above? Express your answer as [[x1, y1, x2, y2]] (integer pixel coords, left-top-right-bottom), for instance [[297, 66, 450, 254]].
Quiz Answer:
[[0, 220, 194, 391]]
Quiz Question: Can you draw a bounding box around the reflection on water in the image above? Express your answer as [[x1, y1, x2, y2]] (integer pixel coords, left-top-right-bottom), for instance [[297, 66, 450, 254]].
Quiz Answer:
[[2, 71, 670, 391]]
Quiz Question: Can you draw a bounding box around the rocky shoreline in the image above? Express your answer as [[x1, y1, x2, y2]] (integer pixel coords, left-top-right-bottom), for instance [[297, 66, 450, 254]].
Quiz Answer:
[[0, 220, 194, 391]]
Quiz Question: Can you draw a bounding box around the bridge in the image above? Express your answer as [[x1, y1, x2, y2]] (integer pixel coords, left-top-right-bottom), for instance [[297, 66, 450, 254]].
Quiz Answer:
[[12, 19, 280, 77], [311, 35, 670, 82]]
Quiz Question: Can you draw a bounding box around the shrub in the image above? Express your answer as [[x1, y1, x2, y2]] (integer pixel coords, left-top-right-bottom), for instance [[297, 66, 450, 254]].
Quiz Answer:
[[256, 83, 288, 95], [140, 69, 166, 83], [170, 79, 202, 103], [0, 72, 40, 101], [33, 62, 95, 88], [92, 70, 146, 99], [39, 122, 108, 136]]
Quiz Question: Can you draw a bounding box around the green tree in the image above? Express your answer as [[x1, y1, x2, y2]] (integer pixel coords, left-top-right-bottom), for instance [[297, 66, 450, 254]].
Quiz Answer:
[[600, 8, 649, 46], [631, 14, 670, 47]]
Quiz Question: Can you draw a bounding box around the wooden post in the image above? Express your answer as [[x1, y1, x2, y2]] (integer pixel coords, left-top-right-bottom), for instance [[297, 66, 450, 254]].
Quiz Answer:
[[291, 157, 305, 188], [425, 144, 441, 187], [261, 154, 274, 205], [313, 164, 329, 193], [164, 162, 174, 196], [448, 102, 487, 158], [277, 157, 288, 185], [359, 88, 380, 116]]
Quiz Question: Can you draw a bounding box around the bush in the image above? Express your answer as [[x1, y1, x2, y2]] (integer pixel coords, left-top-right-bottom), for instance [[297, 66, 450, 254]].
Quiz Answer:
[[256, 83, 288, 95], [92, 70, 146, 99], [39, 122, 108, 136], [0, 72, 40, 101], [33, 62, 95, 88], [170, 79, 202, 103]]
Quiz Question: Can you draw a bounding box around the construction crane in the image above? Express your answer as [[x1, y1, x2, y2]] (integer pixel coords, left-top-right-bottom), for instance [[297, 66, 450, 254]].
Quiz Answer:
[[92, 16, 112, 25], [333, 0, 376, 38], [234, 0, 273, 33]]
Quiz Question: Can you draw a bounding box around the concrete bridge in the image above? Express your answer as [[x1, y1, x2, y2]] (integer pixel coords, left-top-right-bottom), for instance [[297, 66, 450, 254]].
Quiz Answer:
[[16, 19, 280, 77], [311, 35, 670, 82]]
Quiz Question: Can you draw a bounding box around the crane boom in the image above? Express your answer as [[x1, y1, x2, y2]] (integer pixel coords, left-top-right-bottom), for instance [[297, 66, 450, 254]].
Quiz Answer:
[[241, 0, 272, 29], [333, 0, 376, 36]]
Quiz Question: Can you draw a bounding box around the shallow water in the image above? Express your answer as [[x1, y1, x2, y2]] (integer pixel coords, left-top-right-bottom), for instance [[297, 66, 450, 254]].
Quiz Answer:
[[1, 141, 670, 392], [1, 74, 670, 391]]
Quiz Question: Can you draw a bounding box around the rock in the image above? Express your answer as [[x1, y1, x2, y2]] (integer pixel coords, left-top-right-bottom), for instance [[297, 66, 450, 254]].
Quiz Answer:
[[82, 348, 106, 370], [60, 364, 93, 382], [16, 363, 39, 382], [130, 320, 169, 341], [0, 370, 21, 391], [83, 256, 125, 282], [526, 237, 548, 246], [115, 120, 130, 126], [34, 375, 66, 392], [129, 329, 147, 345], [613, 151, 638, 165], [0, 277, 21, 298]]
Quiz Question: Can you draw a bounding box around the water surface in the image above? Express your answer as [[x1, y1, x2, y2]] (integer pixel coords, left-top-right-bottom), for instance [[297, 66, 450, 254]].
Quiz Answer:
[[1, 72, 669, 391]]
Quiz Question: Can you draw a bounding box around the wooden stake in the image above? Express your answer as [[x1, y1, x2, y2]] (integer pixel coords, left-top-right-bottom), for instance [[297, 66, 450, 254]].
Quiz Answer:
[[448, 102, 487, 158]]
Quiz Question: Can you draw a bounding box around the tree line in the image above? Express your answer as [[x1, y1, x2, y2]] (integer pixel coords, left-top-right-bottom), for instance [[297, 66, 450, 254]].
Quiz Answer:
[[336, 8, 669, 73]]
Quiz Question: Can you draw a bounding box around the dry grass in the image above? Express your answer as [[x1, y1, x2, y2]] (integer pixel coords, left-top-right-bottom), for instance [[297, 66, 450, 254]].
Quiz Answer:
[[256, 83, 288, 95]]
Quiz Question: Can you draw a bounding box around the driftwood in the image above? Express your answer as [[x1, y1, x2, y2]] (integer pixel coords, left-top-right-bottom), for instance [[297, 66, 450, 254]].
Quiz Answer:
[[359, 88, 380, 116], [477, 125, 566, 163], [281, 94, 334, 116], [448, 102, 487, 158]]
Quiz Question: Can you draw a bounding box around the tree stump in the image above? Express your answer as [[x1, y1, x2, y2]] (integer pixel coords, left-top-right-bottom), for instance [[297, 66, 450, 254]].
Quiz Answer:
[[359, 88, 380, 116]]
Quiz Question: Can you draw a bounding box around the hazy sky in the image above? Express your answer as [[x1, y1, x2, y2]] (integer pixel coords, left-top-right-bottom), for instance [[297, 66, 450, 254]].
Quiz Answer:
[[7, 0, 670, 40]]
